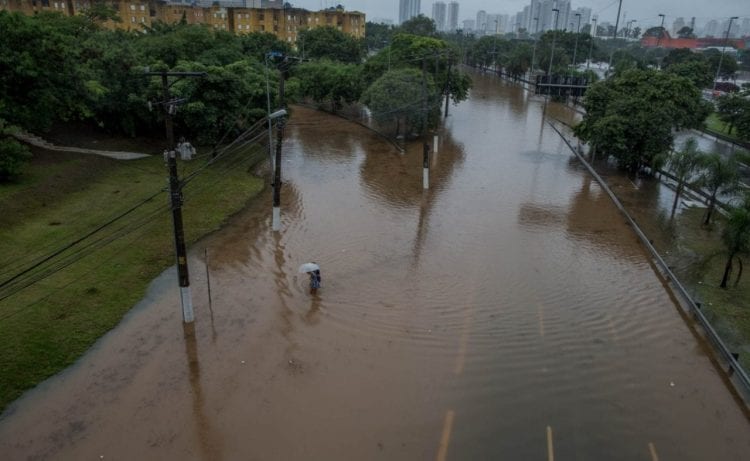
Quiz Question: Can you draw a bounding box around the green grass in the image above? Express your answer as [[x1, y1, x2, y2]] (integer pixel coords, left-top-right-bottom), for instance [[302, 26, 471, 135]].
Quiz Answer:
[[0, 145, 266, 411], [662, 207, 750, 370], [705, 112, 747, 144]]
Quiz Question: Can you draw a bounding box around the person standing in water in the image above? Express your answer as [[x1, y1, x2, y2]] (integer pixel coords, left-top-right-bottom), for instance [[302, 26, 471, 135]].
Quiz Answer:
[[309, 266, 321, 294]]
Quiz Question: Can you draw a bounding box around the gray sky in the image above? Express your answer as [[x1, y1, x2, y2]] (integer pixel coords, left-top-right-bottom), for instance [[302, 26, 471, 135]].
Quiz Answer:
[[291, 1, 750, 28]]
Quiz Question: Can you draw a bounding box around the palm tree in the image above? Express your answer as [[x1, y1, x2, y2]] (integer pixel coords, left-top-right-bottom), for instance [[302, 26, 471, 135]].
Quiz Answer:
[[667, 138, 703, 218], [698, 153, 739, 225], [720, 196, 750, 288]]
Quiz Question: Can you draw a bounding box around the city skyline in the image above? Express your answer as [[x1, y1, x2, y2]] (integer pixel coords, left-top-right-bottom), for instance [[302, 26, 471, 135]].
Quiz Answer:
[[290, 1, 749, 29]]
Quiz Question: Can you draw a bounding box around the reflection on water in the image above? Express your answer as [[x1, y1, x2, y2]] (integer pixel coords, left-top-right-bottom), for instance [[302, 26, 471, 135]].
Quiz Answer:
[[0, 71, 748, 461]]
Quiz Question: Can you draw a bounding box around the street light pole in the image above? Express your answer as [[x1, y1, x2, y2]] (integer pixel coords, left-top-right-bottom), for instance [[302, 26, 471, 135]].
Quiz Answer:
[[531, 15, 539, 75], [572, 13, 582, 71], [547, 8, 560, 76], [492, 19, 498, 73], [656, 14, 666, 47], [713, 16, 738, 91], [588, 17, 597, 69]]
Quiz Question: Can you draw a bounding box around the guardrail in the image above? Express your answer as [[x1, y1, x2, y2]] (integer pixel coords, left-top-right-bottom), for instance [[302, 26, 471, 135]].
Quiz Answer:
[[548, 121, 750, 405]]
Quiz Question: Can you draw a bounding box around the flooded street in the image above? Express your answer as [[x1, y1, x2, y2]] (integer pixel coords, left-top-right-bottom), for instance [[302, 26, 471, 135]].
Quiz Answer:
[[1, 73, 749, 460]]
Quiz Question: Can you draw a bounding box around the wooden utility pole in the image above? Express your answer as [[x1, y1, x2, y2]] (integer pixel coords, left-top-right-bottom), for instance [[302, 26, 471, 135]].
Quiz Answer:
[[272, 57, 287, 232], [145, 70, 205, 323]]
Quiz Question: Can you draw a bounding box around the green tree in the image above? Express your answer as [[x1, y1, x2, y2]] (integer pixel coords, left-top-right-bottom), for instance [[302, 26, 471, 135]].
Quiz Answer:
[[705, 49, 739, 80], [574, 69, 710, 172], [81, 3, 121, 25], [364, 21, 395, 52], [298, 26, 364, 63], [715, 93, 750, 135], [399, 15, 437, 37], [698, 153, 739, 225], [720, 197, 750, 288], [665, 60, 713, 88], [240, 32, 290, 61], [677, 26, 695, 39], [170, 60, 269, 145], [295, 60, 363, 112], [361, 68, 439, 137], [0, 119, 31, 182], [667, 137, 704, 217], [0, 11, 92, 131]]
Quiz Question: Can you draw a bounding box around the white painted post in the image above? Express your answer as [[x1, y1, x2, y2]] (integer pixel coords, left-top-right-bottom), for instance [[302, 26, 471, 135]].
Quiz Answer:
[[272, 206, 281, 231], [433, 134, 439, 153], [181, 286, 194, 323]]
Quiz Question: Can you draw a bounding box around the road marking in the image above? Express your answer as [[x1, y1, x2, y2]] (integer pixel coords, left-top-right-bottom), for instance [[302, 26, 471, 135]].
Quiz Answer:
[[547, 426, 554, 461], [648, 442, 659, 461], [436, 410, 455, 461], [629, 178, 640, 190]]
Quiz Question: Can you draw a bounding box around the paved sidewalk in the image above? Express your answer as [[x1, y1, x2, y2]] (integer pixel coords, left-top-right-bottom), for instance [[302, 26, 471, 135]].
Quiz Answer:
[[12, 131, 150, 160]]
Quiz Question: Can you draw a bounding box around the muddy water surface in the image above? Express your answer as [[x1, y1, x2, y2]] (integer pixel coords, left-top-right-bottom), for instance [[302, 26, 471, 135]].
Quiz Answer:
[[1, 73, 749, 460]]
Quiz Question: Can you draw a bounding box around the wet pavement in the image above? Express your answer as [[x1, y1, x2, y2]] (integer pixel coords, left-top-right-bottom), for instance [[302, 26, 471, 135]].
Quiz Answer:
[[1, 72, 749, 460]]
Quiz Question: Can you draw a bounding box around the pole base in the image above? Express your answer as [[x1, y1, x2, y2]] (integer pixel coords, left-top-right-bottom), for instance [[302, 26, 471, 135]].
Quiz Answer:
[[272, 206, 281, 231], [181, 286, 194, 323], [423, 168, 429, 190]]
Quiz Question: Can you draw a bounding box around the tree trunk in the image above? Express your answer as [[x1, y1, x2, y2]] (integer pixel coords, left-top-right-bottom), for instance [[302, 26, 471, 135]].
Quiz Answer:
[[720, 254, 734, 288], [671, 182, 683, 218], [704, 196, 716, 225], [734, 257, 743, 287]]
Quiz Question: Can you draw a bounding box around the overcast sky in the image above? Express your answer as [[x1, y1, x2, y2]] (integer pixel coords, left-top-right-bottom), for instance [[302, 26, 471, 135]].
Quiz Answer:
[[291, 1, 750, 27]]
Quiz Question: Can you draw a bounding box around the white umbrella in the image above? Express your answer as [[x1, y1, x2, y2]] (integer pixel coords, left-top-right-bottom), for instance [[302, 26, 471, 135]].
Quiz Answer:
[[298, 262, 320, 273]]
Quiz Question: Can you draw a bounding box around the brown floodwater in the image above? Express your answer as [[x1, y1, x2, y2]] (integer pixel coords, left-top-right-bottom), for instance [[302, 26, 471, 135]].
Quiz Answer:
[[1, 73, 749, 460]]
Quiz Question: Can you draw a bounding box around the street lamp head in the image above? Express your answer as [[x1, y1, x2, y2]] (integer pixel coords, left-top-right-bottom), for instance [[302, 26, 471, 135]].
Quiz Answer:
[[269, 109, 287, 120]]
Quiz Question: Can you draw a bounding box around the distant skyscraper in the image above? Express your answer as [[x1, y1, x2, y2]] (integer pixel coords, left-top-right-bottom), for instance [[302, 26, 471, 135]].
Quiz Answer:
[[672, 17, 686, 36], [574, 7, 591, 32], [476, 10, 487, 34], [399, 0, 421, 25], [447, 2, 459, 32], [463, 19, 475, 32], [705, 19, 719, 37], [432, 1, 446, 31]]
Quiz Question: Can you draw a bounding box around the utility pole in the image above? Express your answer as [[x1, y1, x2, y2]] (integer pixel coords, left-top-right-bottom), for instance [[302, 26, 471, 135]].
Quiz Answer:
[[588, 17, 597, 69], [272, 55, 287, 232], [612, 0, 623, 41], [713, 17, 738, 92], [531, 14, 539, 76], [572, 13, 582, 71], [145, 70, 206, 324], [444, 58, 452, 118], [656, 14, 666, 47], [421, 57, 430, 190], [547, 8, 560, 77]]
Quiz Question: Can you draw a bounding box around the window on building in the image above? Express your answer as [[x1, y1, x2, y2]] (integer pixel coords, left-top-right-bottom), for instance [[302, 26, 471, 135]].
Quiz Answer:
[[131, 16, 135, 23], [130, 4, 135, 10]]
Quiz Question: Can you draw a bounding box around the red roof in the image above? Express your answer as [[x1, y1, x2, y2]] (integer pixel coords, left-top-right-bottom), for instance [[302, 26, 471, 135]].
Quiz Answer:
[[640, 32, 746, 49]]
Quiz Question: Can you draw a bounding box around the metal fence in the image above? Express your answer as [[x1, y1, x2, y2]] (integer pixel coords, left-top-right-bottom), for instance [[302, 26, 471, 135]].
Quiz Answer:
[[549, 121, 750, 407]]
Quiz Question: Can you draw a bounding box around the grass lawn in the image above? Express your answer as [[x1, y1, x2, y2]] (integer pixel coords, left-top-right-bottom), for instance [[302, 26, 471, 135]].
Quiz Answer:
[[656, 207, 750, 370], [705, 113, 747, 145], [0, 144, 266, 412]]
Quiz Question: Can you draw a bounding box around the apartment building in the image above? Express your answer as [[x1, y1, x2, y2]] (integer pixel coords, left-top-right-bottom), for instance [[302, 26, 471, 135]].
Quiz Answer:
[[0, 0, 365, 44]]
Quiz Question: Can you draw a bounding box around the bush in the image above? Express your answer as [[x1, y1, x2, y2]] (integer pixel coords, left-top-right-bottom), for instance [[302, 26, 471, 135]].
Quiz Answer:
[[0, 136, 31, 182]]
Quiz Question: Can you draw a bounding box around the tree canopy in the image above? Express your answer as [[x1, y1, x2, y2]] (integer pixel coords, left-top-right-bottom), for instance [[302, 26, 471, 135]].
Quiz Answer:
[[574, 69, 710, 171], [298, 26, 364, 63]]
